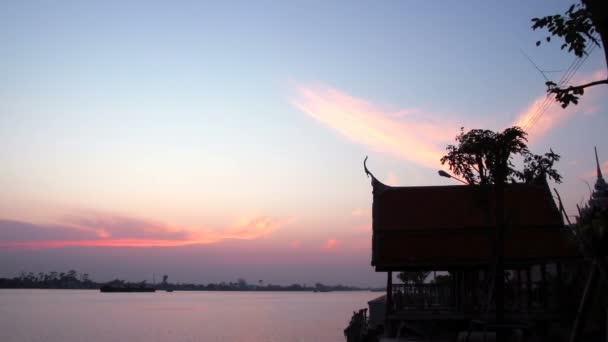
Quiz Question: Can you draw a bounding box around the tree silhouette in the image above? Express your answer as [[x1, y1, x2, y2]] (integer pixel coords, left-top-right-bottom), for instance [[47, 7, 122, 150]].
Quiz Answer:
[[397, 272, 430, 285], [441, 126, 562, 340], [440, 126, 562, 185], [237, 278, 248, 290], [67, 270, 78, 280], [532, 1, 608, 108]]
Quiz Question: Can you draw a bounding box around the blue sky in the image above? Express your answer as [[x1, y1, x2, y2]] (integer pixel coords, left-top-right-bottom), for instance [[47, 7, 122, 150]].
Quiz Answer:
[[0, 1, 606, 286]]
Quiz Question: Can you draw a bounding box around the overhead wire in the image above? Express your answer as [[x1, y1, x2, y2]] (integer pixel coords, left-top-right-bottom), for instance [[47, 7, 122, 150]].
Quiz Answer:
[[522, 35, 599, 132], [522, 56, 582, 131], [525, 46, 594, 131], [523, 42, 596, 131], [523, 55, 580, 131]]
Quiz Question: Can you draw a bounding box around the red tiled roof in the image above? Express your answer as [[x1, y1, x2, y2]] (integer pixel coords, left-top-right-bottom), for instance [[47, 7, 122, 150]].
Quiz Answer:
[[369, 179, 579, 270]]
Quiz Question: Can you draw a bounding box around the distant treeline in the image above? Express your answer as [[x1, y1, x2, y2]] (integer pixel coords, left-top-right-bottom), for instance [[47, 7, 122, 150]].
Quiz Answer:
[[0, 270, 382, 292]]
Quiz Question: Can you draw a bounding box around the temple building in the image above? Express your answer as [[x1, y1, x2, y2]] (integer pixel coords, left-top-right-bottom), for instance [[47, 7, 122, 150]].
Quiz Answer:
[[581, 147, 608, 214], [363, 159, 582, 341]]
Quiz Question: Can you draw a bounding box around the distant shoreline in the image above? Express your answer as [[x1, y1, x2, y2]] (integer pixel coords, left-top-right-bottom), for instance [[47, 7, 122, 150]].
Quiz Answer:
[[0, 271, 383, 292], [0, 288, 379, 292]]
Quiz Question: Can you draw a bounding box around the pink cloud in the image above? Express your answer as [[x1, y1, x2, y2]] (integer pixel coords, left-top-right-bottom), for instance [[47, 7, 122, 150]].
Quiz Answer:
[[292, 84, 461, 169], [0, 214, 288, 249], [58, 213, 190, 240], [223, 216, 283, 240], [326, 239, 338, 249], [1, 239, 209, 248], [293, 74, 604, 170], [513, 70, 605, 143]]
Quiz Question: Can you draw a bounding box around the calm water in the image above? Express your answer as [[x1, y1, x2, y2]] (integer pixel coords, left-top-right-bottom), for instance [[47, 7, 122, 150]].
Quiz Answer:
[[0, 289, 379, 342]]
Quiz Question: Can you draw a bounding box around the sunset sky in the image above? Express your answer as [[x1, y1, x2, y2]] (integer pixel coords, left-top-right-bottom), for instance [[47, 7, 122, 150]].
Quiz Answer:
[[1, 1, 607, 287]]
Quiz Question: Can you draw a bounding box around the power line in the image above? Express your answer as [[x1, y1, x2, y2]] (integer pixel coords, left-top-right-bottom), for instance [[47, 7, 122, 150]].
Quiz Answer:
[[520, 49, 550, 82], [523, 38, 598, 132], [523, 52, 584, 131], [527, 46, 595, 131], [522, 37, 597, 132], [526, 34, 599, 131]]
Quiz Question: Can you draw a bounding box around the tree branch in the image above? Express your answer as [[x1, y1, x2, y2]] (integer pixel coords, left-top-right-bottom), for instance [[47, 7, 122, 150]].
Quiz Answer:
[[558, 78, 608, 92], [547, 78, 608, 108]]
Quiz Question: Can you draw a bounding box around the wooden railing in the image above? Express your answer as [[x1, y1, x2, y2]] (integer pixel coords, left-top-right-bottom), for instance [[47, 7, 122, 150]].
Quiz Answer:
[[390, 280, 558, 314], [391, 284, 454, 311]]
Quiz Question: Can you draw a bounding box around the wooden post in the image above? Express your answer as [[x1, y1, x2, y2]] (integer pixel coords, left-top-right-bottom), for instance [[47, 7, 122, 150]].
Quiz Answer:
[[516, 269, 522, 311], [541, 264, 548, 310], [473, 270, 480, 310], [494, 152, 507, 342], [462, 271, 466, 311], [456, 271, 461, 311], [451, 271, 457, 308], [526, 267, 532, 312], [386, 271, 393, 314], [385, 271, 393, 337], [459, 271, 463, 311], [556, 263, 563, 311]]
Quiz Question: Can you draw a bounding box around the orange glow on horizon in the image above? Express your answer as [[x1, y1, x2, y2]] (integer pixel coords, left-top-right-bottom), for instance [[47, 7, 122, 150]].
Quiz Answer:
[[0, 239, 207, 248]]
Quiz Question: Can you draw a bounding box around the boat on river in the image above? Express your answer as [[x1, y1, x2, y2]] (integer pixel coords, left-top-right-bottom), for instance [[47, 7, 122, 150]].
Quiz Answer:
[[100, 285, 156, 293]]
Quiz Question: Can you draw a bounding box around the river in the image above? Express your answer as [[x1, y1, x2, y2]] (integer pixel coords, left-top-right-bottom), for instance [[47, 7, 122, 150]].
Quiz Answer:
[[0, 289, 380, 342]]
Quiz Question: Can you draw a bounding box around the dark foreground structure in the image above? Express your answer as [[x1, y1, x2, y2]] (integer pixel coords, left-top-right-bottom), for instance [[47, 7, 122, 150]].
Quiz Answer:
[[346, 158, 608, 342]]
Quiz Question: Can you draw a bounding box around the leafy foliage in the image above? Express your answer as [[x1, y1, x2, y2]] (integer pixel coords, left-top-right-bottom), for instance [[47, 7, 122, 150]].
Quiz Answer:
[[531, 2, 608, 108], [532, 4, 599, 57], [513, 148, 562, 184], [397, 271, 430, 285], [545, 80, 586, 108], [440, 127, 562, 185]]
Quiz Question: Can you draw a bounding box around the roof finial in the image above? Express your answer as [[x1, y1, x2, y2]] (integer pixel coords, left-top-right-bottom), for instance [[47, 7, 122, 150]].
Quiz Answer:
[[595, 146, 604, 181], [364, 156, 380, 182], [363, 156, 389, 193]]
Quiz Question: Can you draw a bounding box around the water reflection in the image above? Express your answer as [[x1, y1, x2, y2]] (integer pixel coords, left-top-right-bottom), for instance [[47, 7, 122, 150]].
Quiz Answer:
[[0, 290, 378, 342]]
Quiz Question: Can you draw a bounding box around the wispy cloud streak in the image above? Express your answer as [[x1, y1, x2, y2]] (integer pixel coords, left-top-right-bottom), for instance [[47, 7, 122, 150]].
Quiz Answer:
[[292, 85, 460, 169], [294, 73, 604, 169]]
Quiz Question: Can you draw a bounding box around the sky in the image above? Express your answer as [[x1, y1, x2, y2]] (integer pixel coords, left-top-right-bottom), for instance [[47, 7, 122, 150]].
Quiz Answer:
[[1, 1, 607, 287]]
